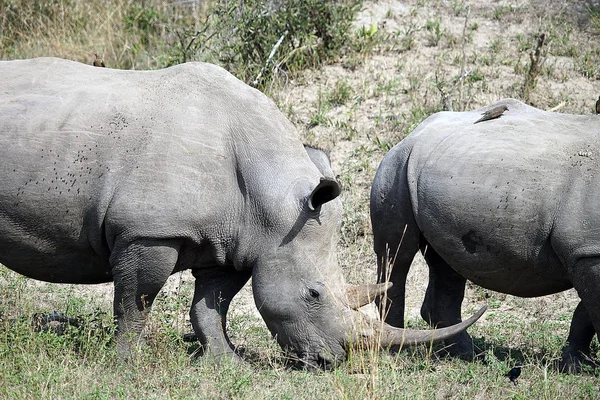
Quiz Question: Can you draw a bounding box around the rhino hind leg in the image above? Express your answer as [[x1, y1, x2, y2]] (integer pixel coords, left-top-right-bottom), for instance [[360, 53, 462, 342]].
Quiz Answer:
[[374, 227, 419, 329], [110, 238, 180, 356], [371, 184, 421, 328], [560, 301, 597, 373], [189, 267, 251, 362], [420, 244, 475, 359], [563, 258, 600, 372]]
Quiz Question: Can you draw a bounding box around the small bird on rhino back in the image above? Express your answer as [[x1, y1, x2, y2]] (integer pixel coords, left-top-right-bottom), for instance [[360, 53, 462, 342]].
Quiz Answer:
[[92, 52, 105, 67], [474, 104, 508, 124]]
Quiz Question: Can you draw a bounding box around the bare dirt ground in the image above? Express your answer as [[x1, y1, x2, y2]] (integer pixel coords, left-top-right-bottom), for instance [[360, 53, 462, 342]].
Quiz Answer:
[[5, 0, 598, 354]]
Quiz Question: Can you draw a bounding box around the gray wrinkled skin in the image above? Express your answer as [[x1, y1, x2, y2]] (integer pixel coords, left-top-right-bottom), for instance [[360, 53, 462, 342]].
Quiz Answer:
[[0, 57, 351, 368], [371, 99, 600, 371]]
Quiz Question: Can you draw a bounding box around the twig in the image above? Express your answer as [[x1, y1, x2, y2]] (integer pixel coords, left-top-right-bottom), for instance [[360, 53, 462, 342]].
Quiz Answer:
[[438, 7, 471, 111], [252, 30, 288, 87], [521, 33, 547, 101], [175, 14, 215, 64], [436, 69, 472, 111], [547, 101, 565, 112], [458, 5, 471, 107], [168, 0, 203, 5]]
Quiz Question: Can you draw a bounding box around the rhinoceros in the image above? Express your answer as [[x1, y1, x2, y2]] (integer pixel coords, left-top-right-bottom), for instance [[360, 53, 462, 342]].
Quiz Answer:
[[0, 57, 485, 368], [370, 98, 600, 371]]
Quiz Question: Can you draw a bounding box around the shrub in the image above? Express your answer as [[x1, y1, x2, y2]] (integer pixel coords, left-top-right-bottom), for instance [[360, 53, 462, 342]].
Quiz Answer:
[[199, 0, 362, 89]]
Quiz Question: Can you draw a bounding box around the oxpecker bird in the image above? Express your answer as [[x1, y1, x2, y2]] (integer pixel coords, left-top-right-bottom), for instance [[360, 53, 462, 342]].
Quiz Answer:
[[474, 105, 508, 124], [93, 52, 105, 67]]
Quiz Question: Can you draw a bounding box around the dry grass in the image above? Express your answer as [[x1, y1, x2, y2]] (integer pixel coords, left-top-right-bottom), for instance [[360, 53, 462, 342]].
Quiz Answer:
[[2, 0, 600, 398]]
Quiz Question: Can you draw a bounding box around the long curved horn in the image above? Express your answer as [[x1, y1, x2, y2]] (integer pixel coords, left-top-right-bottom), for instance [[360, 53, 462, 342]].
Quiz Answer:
[[346, 282, 393, 309], [355, 305, 487, 347]]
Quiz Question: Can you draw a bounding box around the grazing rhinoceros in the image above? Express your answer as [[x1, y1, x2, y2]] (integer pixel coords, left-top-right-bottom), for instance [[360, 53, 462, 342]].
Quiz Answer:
[[370, 98, 600, 371], [0, 58, 485, 369]]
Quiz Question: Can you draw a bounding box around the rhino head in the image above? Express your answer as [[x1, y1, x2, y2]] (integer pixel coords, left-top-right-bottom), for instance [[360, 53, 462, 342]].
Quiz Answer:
[[247, 152, 485, 369]]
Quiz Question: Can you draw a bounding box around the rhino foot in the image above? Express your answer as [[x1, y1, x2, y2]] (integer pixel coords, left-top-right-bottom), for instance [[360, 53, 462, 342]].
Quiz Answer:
[[191, 345, 243, 366], [185, 332, 243, 365], [559, 348, 598, 374], [438, 332, 478, 360], [382, 331, 479, 361]]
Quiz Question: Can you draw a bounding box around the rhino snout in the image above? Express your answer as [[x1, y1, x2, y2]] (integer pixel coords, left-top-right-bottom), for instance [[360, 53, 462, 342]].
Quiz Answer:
[[290, 349, 345, 371]]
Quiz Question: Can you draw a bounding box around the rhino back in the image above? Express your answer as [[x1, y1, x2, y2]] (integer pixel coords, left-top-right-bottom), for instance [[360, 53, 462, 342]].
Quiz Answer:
[[0, 58, 316, 283], [403, 99, 600, 295]]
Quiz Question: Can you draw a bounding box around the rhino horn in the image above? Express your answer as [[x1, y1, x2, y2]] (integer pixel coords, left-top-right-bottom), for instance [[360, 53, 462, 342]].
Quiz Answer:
[[345, 282, 393, 309], [352, 304, 487, 348]]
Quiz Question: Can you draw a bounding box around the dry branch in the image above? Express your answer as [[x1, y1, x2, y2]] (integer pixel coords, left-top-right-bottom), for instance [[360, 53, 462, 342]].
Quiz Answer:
[[521, 33, 547, 102], [252, 30, 288, 87]]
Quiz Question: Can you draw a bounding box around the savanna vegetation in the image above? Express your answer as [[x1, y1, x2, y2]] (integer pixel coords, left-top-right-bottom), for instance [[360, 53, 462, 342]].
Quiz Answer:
[[1, 0, 600, 398]]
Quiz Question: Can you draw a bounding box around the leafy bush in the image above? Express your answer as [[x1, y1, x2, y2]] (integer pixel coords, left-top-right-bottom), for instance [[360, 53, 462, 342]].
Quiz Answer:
[[123, 3, 165, 47], [180, 0, 362, 89]]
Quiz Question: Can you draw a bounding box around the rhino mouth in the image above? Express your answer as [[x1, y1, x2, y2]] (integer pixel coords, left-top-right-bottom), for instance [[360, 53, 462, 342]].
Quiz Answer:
[[288, 351, 342, 371]]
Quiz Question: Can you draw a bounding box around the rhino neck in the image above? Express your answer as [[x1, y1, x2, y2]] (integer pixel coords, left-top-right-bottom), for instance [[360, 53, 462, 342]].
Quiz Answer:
[[225, 130, 321, 266]]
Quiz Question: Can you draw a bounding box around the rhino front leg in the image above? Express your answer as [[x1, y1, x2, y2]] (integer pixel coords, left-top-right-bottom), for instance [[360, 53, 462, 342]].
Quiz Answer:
[[420, 244, 474, 359], [189, 266, 251, 362], [110, 239, 180, 356]]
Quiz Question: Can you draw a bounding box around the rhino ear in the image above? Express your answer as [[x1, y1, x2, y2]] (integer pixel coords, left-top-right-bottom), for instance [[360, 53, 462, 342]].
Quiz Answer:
[[308, 177, 341, 211]]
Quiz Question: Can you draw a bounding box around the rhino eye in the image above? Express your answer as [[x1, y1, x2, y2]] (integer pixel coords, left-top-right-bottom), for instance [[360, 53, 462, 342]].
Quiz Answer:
[[308, 288, 320, 299]]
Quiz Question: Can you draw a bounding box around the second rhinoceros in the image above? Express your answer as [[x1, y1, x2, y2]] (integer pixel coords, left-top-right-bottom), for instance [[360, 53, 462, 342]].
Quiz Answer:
[[371, 99, 599, 371], [0, 58, 485, 369]]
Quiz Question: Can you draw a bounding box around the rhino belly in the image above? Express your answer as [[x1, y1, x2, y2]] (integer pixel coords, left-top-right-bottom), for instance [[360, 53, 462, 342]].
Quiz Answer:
[[0, 188, 112, 284], [1, 250, 113, 284], [435, 243, 573, 297]]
